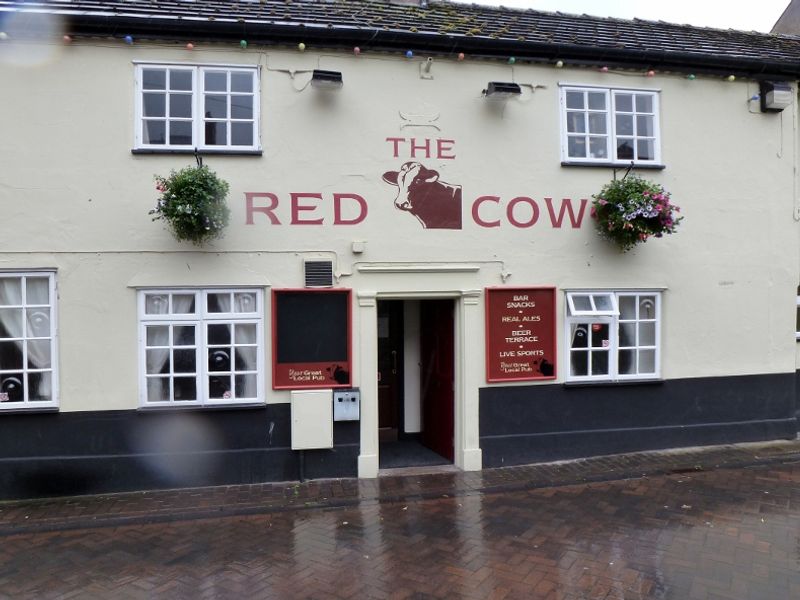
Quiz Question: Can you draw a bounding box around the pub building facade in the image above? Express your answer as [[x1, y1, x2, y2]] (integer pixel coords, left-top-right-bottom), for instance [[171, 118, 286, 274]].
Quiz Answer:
[[1, 0, 799, 498]]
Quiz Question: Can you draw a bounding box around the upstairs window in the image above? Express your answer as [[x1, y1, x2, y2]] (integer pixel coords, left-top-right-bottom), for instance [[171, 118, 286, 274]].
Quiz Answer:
[[560, 86, 661, 166], [134, 64, 260, 152]]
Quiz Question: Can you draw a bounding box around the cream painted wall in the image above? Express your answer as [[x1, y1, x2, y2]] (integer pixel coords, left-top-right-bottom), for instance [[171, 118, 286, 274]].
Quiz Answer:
[[1, 39, 798, 413]]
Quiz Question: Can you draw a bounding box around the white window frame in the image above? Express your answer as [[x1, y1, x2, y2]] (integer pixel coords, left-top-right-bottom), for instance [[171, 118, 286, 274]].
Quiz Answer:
[[796, 289, 800, 340], [134, 63, 261, 152], [0, 271, 58, 410], [137, 288, 265, 407], [559, 84, 662, 166], [564, 290, 661, 383]]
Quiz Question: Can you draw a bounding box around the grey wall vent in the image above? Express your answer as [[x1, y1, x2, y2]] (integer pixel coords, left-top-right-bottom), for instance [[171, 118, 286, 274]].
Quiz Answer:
[[304, 260, 334, 287]]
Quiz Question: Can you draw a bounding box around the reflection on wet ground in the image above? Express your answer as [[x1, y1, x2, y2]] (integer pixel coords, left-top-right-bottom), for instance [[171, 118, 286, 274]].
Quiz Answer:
[[1, 462, 799, 599]]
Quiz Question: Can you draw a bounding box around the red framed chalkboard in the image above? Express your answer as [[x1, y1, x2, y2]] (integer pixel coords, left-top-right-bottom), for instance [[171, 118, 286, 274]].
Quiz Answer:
[[485, 287, 557, 383], [272, 289, 352, 389]]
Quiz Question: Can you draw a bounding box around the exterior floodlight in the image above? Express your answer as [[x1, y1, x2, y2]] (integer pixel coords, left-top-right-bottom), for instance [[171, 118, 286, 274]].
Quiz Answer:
[[484, 81, 522, 99], [760, 80, 792, 112], [311, 69, 343, 90]]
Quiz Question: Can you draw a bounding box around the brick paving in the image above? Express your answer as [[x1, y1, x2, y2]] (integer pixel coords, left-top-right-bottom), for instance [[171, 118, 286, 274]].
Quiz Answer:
[[0, 440, 799, 598]]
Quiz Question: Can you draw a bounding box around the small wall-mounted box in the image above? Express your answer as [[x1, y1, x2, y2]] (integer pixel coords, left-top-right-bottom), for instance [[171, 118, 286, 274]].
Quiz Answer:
[[333, 389, 360, 421], [291, 389, 333, 450]]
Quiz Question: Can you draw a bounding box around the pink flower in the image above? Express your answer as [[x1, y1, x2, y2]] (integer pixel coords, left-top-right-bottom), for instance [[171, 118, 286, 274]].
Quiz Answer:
[[590, 206, 597, 218]]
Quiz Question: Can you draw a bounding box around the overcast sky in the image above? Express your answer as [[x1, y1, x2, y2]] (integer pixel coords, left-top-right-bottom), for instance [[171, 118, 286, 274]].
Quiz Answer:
[[457, 0, 790, 33]]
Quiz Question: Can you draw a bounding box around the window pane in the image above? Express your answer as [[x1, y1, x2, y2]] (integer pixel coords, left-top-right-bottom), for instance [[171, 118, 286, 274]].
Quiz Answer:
[[205, 94, 228, 119], [231, 95, 253, 120], [173, 349, 195, 373], [570, 350, 588, 376], [0, 279, 22, 305], [28, 372, 51, 401], [639, 322, 656, 346], [617, 139, 634, 160], [570, 323, 589, 348], [618, 350, 636, 375], [619, 296, 636, 320], [235, 374, 257, 398], [592, 294, 613, 311], [616, 114, 633, 136], [146, 326, 169, 346], [587, 92, 606, 110], [638, 349, 656, 373], [173, 326, 195, 346], [567, 136, 586, 158], [636, 115, 654, 136], [143, 93, 166, 118], [588, 113, 606, 134], [639, 296, 657, 319], [204, 122, 227, 146], [145, 294, 170, 315], [234, 293, 257, 313], [0, 374, 23, 402], [618, 323, 636, 347], [235, 323, 257, 344], [566, 112, 585, 133], [172, 295, 196, 314], [209, 348, 231, 372], [235, 347, 257, 370], [209, 375, 231, 398], [170, 94, 192, 118], [231, 123, 253, 146], [0, 341, 23, 370], [0, 308, 22, 338], [615, 94, 633, 112], [205, 71, 227, 92], [637, 140, 655, 161], [144, 121, 166, 145], [26, 309, 50, 338], [146, 377, 169, 402], [142, 69, 166, 90], [207, 324, 231, 345], [173, 377, 197, 401], [590, 351, 609, 375], [635, 94, 653, 113], [231, 72, 253, 93], [27, 340, 51, 369], [146, 349, 170, 374], [169, 121, 192, 146], [207, 293, 231, 313], [170, 70, 193, 91], [588, 137, 607, 159], [566, 91, 584, 109], [572, 295, 592, 312], [26, 278, 49, 305], [590, 323, 609, 348]]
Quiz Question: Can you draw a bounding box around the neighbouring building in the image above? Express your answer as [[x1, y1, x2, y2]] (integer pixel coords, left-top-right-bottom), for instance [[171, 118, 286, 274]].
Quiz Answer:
[[1, 0, 799, 499]]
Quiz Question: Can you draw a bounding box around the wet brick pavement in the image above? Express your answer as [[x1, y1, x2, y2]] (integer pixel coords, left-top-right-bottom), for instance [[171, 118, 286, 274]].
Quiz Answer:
[[0, 441, 799, 599]]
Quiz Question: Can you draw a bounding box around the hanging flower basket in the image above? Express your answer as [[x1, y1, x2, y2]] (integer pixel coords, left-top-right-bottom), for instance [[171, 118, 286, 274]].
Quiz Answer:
[[590, 175, 682, 252], [150, 165, 230, 245]]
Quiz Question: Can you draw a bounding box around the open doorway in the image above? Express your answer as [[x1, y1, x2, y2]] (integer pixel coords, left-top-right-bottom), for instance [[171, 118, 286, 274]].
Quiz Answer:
[[378, 299, 455, 469]]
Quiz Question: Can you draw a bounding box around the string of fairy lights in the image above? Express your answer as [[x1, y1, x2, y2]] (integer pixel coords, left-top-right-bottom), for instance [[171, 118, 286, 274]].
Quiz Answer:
[[0, 29, 742, 82]]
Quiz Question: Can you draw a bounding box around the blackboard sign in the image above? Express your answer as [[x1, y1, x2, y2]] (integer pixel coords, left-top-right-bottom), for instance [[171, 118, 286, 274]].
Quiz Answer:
[[485, 287, 557, 382], [272, 289, 352, 389]]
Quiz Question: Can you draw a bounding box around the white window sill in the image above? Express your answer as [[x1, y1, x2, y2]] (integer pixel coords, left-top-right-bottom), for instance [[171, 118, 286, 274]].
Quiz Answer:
[[0, 405, 59, 414], [132, 148, 262, 156], [563, 378, 663, 388], [561, 161, 665, 170], [137, 402, 266, 412]]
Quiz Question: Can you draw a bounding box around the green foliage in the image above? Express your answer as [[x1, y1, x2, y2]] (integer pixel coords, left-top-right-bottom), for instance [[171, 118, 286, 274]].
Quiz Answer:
[[150, 165, 230, 245], [591, 175, 682, 252]]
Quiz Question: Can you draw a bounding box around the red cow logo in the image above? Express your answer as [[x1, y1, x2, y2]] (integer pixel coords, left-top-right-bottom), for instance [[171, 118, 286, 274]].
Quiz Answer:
[[382, 161, 462, 229]]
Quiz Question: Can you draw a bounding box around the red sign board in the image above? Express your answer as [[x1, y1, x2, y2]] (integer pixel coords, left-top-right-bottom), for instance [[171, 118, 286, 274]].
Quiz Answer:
[[485, 287, 557, 382]]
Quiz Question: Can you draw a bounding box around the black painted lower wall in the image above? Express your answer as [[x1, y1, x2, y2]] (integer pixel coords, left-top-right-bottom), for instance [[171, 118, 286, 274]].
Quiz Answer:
[[480, 372, 799, 468], [0, 405, 359, 500]]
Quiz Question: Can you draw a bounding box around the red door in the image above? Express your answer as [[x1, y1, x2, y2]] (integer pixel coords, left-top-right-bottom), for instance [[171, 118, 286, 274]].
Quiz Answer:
[[420, 299, 455, 461]]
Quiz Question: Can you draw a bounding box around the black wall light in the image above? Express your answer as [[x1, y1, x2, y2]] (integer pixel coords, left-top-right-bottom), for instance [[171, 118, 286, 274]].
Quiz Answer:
[[484, 81, 522, 99], [311, 70, 343, 90], [759, 80, 792, 112]]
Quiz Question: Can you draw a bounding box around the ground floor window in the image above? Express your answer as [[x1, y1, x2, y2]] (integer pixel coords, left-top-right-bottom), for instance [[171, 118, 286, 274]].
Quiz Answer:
[[565, 290, 661, 382], [0, 272, 58, 409], [138, 288, 263, 406]]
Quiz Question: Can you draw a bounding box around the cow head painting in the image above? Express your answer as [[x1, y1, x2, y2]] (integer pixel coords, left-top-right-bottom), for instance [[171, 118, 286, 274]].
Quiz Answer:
[[382, 161, 462, 229]]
